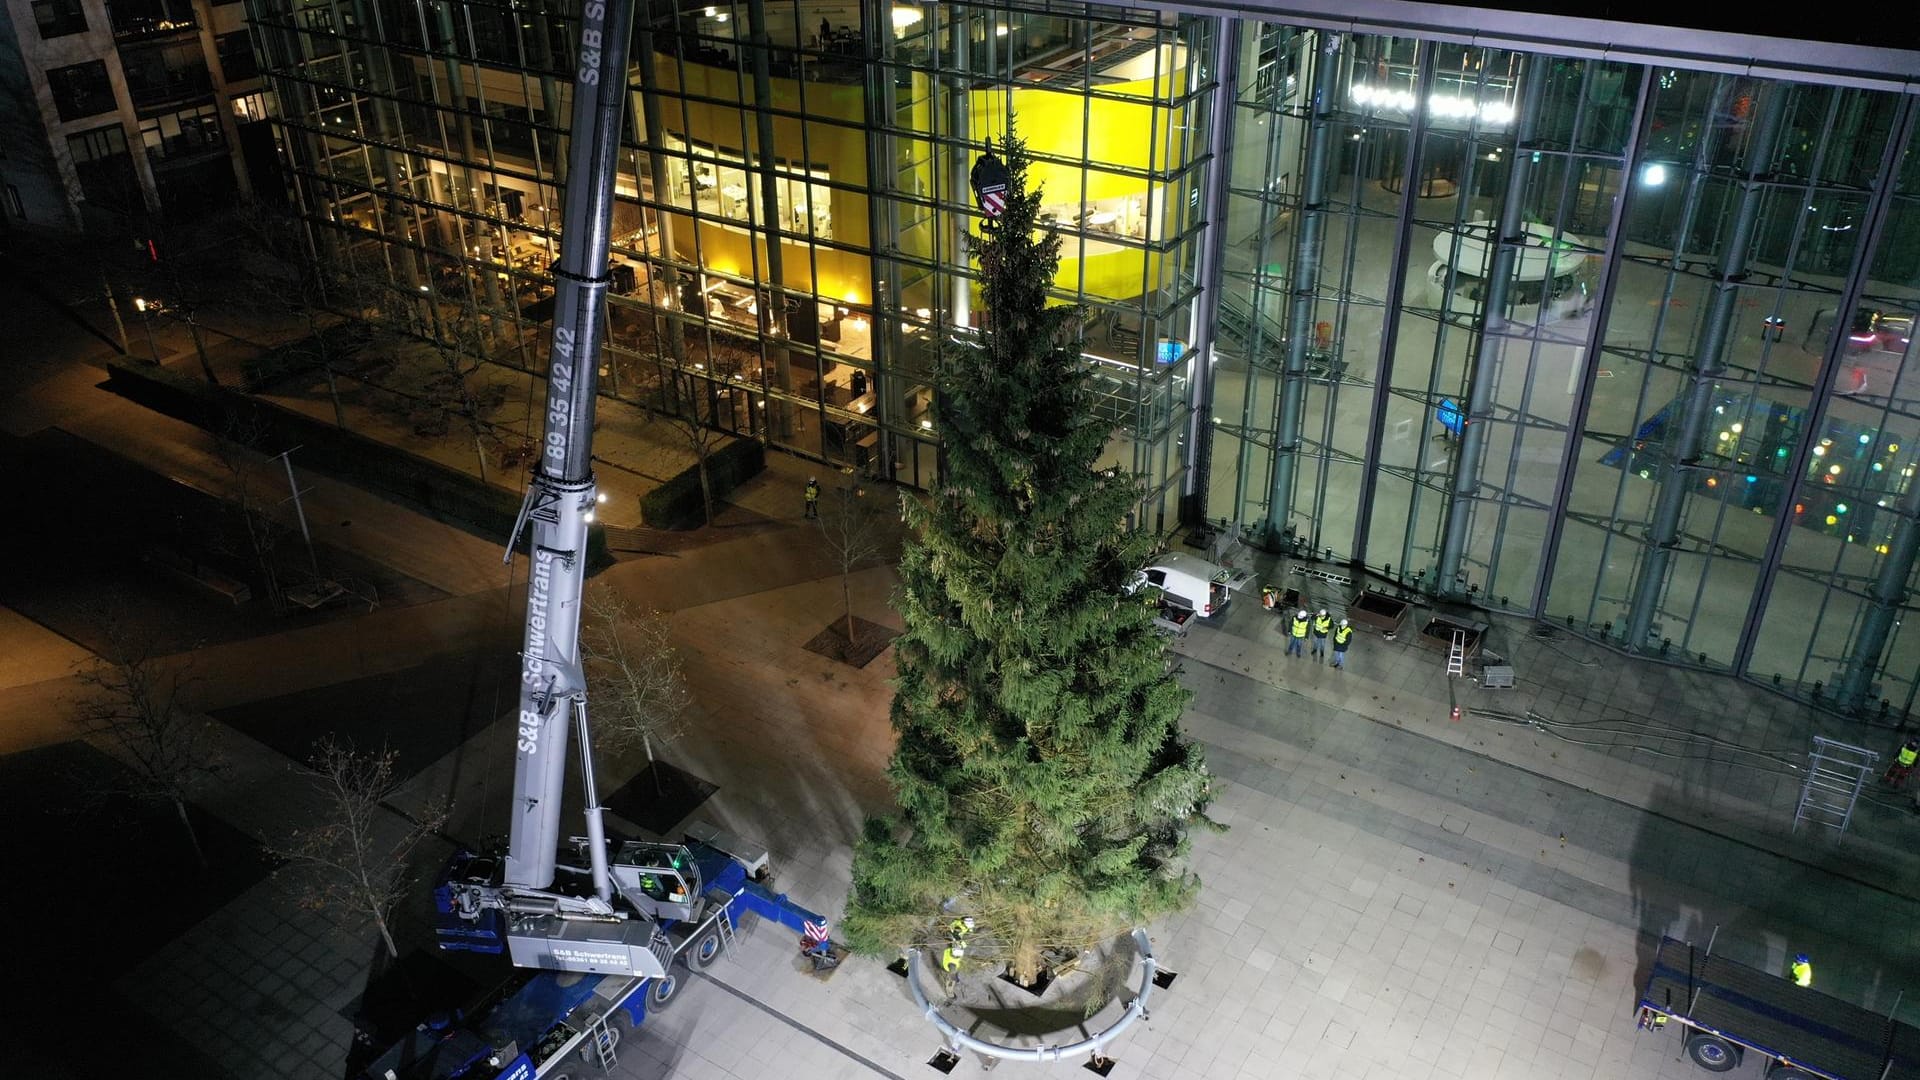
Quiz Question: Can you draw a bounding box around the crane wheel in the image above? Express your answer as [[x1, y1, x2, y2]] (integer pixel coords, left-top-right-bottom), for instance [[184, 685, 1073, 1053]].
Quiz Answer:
[[688, 928, 725, 970], [1685, 1033, 1741, 1072], [648, 973, 681, 1010]]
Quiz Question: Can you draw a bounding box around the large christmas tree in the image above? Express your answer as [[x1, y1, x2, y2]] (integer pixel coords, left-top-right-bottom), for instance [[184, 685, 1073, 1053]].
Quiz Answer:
[[844, 133, 1214, 985]]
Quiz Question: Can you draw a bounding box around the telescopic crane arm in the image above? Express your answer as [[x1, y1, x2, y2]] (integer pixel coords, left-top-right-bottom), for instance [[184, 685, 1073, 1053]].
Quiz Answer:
[[501, 0, 634, 904]]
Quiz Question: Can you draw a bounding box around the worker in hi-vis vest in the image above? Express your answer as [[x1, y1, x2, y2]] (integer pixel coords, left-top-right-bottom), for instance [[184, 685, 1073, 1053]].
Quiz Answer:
[[1287, 610, 1309, 658], [1332, 619, 1354, 670], [1311, 609, 1333, 660]]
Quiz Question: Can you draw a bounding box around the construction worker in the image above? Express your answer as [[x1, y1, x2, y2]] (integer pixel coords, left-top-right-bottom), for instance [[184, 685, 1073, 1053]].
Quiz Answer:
[[1261, 584, 1279, 611], [948, 915, 975, 944], [1791, 954, 1813, 987], [1286, 610, 1309, 657], [804, 476, 820, 519], [1332, 618, 1354, 670], [941, 942, 966, 991], [1886, 737, 1919, 788], [1311, 609, 1333, 661]]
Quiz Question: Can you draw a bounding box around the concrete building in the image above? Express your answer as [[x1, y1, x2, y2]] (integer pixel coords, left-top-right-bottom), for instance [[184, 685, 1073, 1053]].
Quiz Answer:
[[0, 0, 275, 232], [241, 0, 1920, 714]]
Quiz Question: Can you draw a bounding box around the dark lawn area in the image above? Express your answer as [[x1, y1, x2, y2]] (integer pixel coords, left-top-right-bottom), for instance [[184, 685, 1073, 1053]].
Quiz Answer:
[[0, 740, 280, 1080], [210, 642, 519, 783], [0, 427, 446, 657]]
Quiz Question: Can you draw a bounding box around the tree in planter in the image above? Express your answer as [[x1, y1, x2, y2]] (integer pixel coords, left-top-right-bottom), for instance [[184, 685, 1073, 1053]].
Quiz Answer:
[[70, 604, 223, 868], [580, 584, 691, 786], [815, 478, 889, 651], [226, 203, 390, 425], [419, 291, 507, 482], [659, 363, 732, 526], [268, 736, 448, 959], [842, 134, 1216, 986], [210, 410, 290, 612]]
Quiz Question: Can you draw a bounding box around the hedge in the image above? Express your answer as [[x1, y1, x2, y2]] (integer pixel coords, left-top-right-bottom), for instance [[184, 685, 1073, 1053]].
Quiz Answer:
[[104, 361, 613, 572], [640, 436, 767, 530]]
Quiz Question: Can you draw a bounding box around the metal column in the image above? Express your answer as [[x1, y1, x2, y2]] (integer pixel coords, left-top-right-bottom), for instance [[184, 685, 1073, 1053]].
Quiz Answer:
[[1739, 97, 1916, 688], [1623, 85, 1789, 650], [1260, 29, 1340, 551], [1180, 18, 1241, 527], [949, 11, 972, 326], [1433, 62, 1547, 598], [1840, 478, 1920, 709]]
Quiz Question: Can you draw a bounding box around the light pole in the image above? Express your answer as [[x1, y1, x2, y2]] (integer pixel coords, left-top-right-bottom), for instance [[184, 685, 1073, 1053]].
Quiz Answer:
[[132, 296, 161, 363]]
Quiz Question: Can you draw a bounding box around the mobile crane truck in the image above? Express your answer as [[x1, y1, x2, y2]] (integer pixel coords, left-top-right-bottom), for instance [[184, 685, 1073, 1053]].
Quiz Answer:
[[356, 0, 823, 1075]]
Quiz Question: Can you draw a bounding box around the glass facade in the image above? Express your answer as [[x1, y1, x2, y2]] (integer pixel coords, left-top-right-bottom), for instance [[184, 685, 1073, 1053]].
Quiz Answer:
[[244, 0, 1920, 714]]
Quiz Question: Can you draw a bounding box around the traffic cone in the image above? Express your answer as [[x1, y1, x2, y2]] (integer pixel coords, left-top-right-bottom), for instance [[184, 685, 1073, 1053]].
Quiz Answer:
[[1450, 705, 1461, 723]]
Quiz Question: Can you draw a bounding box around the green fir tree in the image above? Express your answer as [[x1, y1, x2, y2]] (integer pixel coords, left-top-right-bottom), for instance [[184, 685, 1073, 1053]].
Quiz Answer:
[[843, 133, 1215, 985]]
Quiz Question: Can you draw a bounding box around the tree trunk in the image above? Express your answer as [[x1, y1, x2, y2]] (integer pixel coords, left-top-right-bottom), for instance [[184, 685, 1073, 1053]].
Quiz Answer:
[[843, 574, 857, 647], [374, 906, 399, 958], [697, 456, 714, 524], [174, 796, 208, 869], [104, 273, 129, 354], [187, 316, 219, 386]]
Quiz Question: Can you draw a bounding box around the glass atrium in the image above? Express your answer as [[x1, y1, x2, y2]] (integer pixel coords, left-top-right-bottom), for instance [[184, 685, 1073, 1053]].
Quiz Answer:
[[242, 0, 1920, 713]]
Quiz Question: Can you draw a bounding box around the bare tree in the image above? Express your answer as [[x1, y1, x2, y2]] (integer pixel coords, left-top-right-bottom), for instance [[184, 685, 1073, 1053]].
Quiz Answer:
[[581, 585, 690, 781], [420, 292, 505, 482], [70, 609, 222, 867], [268, 737, 448, 959], [815, 479, 887, 647], [210, 410, 289, 611], [225, 203, 389, 425], [660, 364, 730, 525]]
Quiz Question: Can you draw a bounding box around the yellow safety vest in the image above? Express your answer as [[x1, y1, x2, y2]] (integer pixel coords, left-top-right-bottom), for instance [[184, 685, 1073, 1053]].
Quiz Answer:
[[1900, 745, 1917, 768], [1313, 615, 1332, 636], [949, 919, 972, 938], [942, 947, 963, 972], [1791, 960, 1813, 987], [1334, 626, 1354, 647], [1289, 616, 1309, 638]]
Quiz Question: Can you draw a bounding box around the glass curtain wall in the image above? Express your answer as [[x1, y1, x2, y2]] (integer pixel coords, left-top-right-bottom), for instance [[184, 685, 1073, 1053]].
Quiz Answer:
[[1211, 19, 1919, 710], [250, 0, 1204, 520]]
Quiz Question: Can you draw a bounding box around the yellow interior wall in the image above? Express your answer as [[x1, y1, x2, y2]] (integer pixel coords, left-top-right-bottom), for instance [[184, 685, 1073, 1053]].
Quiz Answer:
[[969, 75, 1186, 302], [654, 55, 1188, 308], [652, 53, 873, 304]]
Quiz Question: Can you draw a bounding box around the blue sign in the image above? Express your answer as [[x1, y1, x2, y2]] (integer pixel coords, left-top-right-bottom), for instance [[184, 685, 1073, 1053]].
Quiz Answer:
[[1155, 338, 1185, 365], [1437, 398, 1464, 437]]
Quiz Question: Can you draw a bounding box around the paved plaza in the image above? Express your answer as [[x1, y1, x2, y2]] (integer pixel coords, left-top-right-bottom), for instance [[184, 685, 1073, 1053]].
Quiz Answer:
[[2, 254, 1917, 1080]]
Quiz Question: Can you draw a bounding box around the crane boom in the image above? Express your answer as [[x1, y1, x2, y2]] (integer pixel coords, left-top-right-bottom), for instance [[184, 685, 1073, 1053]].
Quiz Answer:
[[503, 0, 635, 898]]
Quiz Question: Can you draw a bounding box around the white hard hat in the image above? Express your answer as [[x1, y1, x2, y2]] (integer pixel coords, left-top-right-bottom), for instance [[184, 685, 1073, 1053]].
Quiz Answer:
[[961, 916, 975, 928], [1298, 610, 1308, 618], [1339, 618, 1349, 627], [952, 945, 966, 956], [1318, 608, 1328, 616]]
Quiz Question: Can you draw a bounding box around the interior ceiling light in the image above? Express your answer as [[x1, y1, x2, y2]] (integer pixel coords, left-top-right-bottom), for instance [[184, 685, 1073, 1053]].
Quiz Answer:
[[891, 5, 923, 28]]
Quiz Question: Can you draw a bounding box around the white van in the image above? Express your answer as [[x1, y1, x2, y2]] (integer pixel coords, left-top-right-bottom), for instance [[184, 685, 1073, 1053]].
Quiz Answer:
[[1129, 553, 1252, 619]]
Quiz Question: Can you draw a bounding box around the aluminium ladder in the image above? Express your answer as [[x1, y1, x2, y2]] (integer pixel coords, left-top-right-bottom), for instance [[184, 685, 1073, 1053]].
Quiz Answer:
[[1446, 629, 1467, 677], [1792, 736, 1877, 836]]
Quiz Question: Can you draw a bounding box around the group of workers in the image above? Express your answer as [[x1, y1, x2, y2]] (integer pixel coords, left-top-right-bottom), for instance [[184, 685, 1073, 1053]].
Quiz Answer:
[[1273, 603, 1354, 669]]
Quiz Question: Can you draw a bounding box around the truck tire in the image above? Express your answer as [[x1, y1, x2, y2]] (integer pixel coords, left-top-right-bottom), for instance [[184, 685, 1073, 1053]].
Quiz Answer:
[[1766, 1064, 1818, 1080], [688, 928, 725, 970], [1685, 1033, 1742, 1072], [578, 1022, 621, 1068], [647, 973, 681, 1010]]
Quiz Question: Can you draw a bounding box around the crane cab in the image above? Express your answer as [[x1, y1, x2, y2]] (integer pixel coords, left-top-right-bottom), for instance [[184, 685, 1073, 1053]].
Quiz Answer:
[[608, 841, 702, 922]]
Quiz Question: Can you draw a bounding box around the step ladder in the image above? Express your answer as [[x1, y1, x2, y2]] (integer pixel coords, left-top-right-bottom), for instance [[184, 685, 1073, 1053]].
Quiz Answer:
[[1792, 736, 1877, 836], [582, 1013, 619, 1071], [1446, 629, 1467, 677], [704, 887, 738, 962]]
